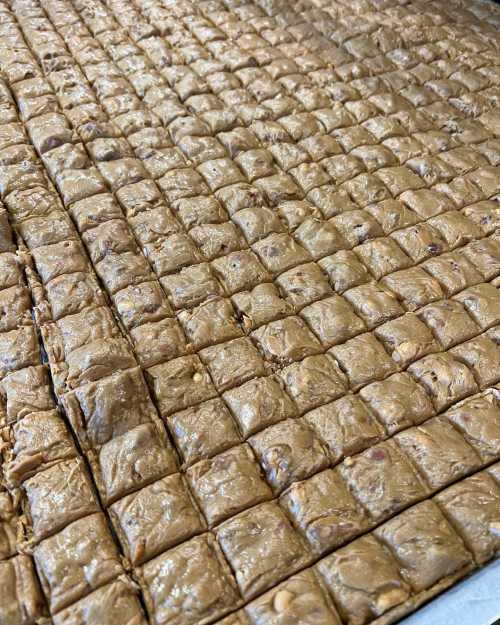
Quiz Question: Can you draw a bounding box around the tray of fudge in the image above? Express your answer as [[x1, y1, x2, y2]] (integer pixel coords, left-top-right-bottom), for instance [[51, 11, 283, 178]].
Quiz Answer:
[[0, 0, 500, 623]]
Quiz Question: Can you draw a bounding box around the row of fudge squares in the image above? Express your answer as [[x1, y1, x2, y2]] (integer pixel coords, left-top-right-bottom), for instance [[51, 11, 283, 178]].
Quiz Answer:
[[16, 383, 497, 591], [77, 465, 500, 625], [144, 321, 499, 432], [6, 458, 498, 625]]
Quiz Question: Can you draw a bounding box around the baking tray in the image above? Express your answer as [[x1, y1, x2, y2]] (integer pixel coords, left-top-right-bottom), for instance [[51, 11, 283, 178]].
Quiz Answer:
[[401, 559, 500, 625]]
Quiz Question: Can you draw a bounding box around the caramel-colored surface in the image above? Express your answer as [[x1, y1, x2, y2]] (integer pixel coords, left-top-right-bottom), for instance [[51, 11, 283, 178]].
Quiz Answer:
[[0, 0, 500, 624]]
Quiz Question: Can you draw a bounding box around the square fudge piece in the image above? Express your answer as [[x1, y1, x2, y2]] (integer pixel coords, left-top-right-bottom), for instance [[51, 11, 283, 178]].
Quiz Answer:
[[223, 376, 297, 437], [249, 419, 329, 495], [374, 313, 440, 367], [0, 326, 40, 380], [381, 267, 444, 311], [391, 223, 447, 264], [278, 355, 347, 414], [395, 417, 481, 490], [110, 473, 206, 565], [63, 367, 157, 450], [316, 534, 410, 625], [0, 555, 46, 625], [408, 353, 478, 411], [1, 365, 55, 424], [168, 399, 241, 467], [343, 283, 404, 329], [422, 252, 482, 297], [0, 492, 17, 559], [187, 444, 272, 527], [139, 533, 240, 625], [178, 297, 243, 350], [330, 333, 397, 391], [374, 501, 472, 593], [253, 233, 311, 275], [435, 472, 500, 565], [161, 263, 223, 310], [318, 250, 371, 294], [354, 237, 412, 280], [454, 284, 500, 330], [301, 296, 366, 347], [216, 502, 311, 599], [23, 458, 100, 541], [146, 356, 217, 418], [276, 263, 333, 310], [232, 283, 293, 332], [199, 338, 267, 392], [304, 395, 384, 464], [34, 513, 123, 612], [91, 422, 178, 505], [7, 409, 76, 485], [281, 469, 370, 555], [244, 569, 342, 625], [252, 317, 322, 366], [451, 335, 500, 389], [445, 392, 500, 462], [339, 440, 428, 522], [463, 237, 500, 281], [130, 318, 188, 369], [52, 578, 148, 625], [360, 373, 435, 435], [212, 250, 270, 294], [417, 300, 480, 349]]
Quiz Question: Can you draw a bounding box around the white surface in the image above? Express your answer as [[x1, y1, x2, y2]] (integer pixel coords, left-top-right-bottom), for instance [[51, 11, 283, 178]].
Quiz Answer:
[[401, 559, 500, 625]]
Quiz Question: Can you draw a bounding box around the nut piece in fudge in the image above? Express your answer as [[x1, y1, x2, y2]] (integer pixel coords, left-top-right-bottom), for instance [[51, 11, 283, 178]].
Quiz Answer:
[[23, 457, 100, 541], [435, 471, 500, 565], [304, 395, 384, 464], [339, 440, 428, 522], [359, 372, 435, 435], [374, 500, 472, 593], [408, 352, 478, 411], [138, 533, 240, 625], [146, 355, 217, 418], [0, 555, 46, 625], [445, 392, 500, 462], [199, 337, 267, 392], [90, 421, 178, 505], [63, 368, 158, 449], [281, 468, 370, 555], [316, 534, 410, 625], [329, 333, 397, 391], [52, 578, 148, 625], [223, 376, 297, 437], [110, 473, 205, 565], [395, 417, 482, 490], [168, 398, 241, 467], [187, 443, 272, 527], [34, 513, 123, 612], [244, 569, 342, 625], [278, 355, 347, 415], [249, 419, 329, 495], [216, 501, 311, 599]]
